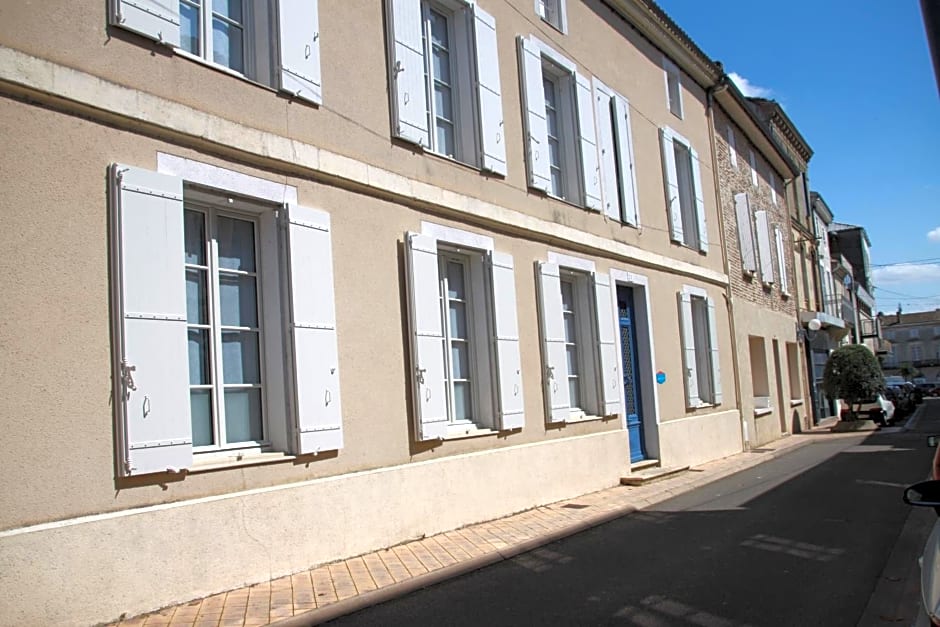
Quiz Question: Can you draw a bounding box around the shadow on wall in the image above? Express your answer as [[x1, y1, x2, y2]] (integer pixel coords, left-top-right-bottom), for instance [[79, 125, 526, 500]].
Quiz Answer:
[[791, 410, 802, 434]]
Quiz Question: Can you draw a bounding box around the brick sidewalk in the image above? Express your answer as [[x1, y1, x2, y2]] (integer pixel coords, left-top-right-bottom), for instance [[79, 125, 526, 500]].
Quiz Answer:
[[112, 429, 846, 627]]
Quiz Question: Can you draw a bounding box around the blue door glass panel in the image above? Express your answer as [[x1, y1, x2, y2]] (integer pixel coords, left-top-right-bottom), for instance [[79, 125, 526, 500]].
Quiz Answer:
[[619, 286, 646, 462]]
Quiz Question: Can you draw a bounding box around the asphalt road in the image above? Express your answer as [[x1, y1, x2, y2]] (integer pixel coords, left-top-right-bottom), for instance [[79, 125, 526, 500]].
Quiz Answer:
[[328, 403, 940, 627]]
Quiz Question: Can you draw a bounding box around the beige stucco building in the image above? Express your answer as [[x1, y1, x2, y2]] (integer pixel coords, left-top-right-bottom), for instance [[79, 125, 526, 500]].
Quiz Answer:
[[0, 1, 751, 623]]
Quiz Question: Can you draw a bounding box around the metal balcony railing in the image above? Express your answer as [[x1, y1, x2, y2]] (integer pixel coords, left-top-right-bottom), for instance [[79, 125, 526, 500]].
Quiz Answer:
[[824, 295, 855, 326]]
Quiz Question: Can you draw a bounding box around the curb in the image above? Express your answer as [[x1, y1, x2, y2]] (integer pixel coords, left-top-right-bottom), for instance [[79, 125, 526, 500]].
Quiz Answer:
[[269, 433, 825, 626]]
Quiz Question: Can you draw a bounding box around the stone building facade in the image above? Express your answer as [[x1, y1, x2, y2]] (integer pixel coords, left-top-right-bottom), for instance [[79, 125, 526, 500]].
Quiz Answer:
[[712, 99, 806, 447]]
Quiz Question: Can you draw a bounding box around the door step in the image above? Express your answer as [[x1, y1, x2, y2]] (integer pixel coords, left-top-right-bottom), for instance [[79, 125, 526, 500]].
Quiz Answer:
[[630, 459, 661, 472], [620, 465, 690, 486]]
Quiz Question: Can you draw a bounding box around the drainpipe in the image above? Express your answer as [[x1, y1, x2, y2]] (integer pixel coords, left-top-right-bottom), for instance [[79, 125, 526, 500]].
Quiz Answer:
[[705, 76, 748, 450]]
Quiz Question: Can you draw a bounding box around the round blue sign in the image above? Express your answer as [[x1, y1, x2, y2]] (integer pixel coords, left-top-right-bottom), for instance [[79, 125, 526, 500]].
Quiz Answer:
[[656, 371, 666, 385]]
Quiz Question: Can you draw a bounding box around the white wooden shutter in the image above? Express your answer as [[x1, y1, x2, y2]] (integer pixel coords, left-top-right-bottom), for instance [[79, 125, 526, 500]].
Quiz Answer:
[[749, 149, 758, 187], [706, 296, 722, 405], [537, 262, 570, 422], [593, 273, 621, 417], [405, 232, 448, 439], [660, 128, 683, 243], [518, 36, 551, 192], [726, 125, 737, 169], [689, 146, 708, 253], [284, 204, 343, 454], [387, 0, 430, 146], [110, 0, 180, 47], [755, 210, 774, 285], [775, 227, 790, 295], [593, 80, 619, 221], [489, 252, 524, 430], [575, 72, 602, 211], [734, 192, 757, 274], [278, 0, 322, 105], [110, 164, 191, 476], [677, 291, 700, 408], [472, 5, 506, 176], [612, 95, 639, 227]]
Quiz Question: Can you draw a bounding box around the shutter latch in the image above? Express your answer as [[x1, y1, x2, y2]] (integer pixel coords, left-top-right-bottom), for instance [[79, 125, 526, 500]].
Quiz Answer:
[[121, 361, 138, 400], [416, 367, 426, 385]]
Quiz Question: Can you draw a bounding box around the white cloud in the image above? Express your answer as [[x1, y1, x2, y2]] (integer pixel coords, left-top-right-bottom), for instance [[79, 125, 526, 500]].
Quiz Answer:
[[928, 226, 940, 242], [872, 263, 940, 284], [728, 72, 773, 99]]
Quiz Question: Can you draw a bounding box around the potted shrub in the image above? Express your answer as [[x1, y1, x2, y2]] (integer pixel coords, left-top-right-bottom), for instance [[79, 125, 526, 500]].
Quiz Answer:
[[822, 344, 884, 421]]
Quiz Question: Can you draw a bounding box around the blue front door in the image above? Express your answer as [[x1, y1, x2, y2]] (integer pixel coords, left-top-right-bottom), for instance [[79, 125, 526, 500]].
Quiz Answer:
[[618, 286, 647, 462]]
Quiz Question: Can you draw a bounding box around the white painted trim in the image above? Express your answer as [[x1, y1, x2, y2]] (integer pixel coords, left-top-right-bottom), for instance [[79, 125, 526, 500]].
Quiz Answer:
[[681, 284, 708, 299], [664, 126, 693, 152], [0, 47, 728, 286], [547, 251, 596, 272], [527, 35, 577, 74], [157, 153, 298, 204], [421, 221, 494, 251], [609, 268, 661, 462]]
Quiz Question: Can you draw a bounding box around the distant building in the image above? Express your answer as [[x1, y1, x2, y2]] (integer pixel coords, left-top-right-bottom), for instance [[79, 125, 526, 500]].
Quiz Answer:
[[881, 308, 940, 380]]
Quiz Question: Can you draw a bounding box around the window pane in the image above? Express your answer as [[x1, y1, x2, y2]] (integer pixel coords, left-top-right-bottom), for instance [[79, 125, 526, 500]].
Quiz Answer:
[[434, 83, 454, 122], [560, 280, 574, 310], [212, 0, 242, 22], [184, 210, 205, 265], [563, 313, 576, 342], [219, 273, 258, 327], [221, 331, 261, 384], [212, 19, 244, 73], [436, 121, 456, 157], [217, 216, 256, 271], [452, 381, 472, 421], [449, 301, 468, 339], [186, 269, 208, 325], [432, 47, 452, 87], [568, 378, 581, 409], [446, 261, 466, 299], [224, 388, 263, 443], [429, 10, 449, 48], [188, 329, 211, 385], [190, 390, 214, 446], [566, 344, 579, 375], [179, 1, 200, 56], [451, 341, 470, 379]]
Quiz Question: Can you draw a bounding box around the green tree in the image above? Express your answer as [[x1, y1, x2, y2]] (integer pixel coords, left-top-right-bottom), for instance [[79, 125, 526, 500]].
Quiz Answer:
[[822, 345, 884, 420]]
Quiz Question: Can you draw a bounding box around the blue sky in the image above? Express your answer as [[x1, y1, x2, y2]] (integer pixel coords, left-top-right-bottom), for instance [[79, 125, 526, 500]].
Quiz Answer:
[[655, 0, 940, 314]]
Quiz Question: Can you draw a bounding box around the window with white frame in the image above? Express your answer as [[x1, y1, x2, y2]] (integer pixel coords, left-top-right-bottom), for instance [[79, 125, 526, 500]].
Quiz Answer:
[[594, 78, 639, 226], [734, 192, 757, 274], [660, 127, 707, 252], [537, 255, 620, 423], [518, 35, 601, 209], [387, 0, 506, 175], [184, 205, 265, 448], [912, 343, 924, 362], [755, 210, 775, 285], [404, 226, 524, 440], [110, 0, 323, 104], [769, 170, 778, 206], [774, 226, 790, 296], [109, 159, 343, 476], [677, 287, 722, 407], [663, 57, 683, 118], [536, 0, 567, 32], [748, 336, 770, 413]]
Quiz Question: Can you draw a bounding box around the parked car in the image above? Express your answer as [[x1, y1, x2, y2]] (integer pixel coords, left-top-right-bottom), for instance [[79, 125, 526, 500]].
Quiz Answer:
[[902, 436, 940, 625], [886, 383, 917, 415], [838, 394, 896, 425]]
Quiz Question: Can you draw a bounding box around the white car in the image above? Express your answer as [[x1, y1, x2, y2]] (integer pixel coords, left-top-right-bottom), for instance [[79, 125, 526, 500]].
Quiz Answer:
[[903, 437, 940, 626], [837, 394, 896, 425]]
